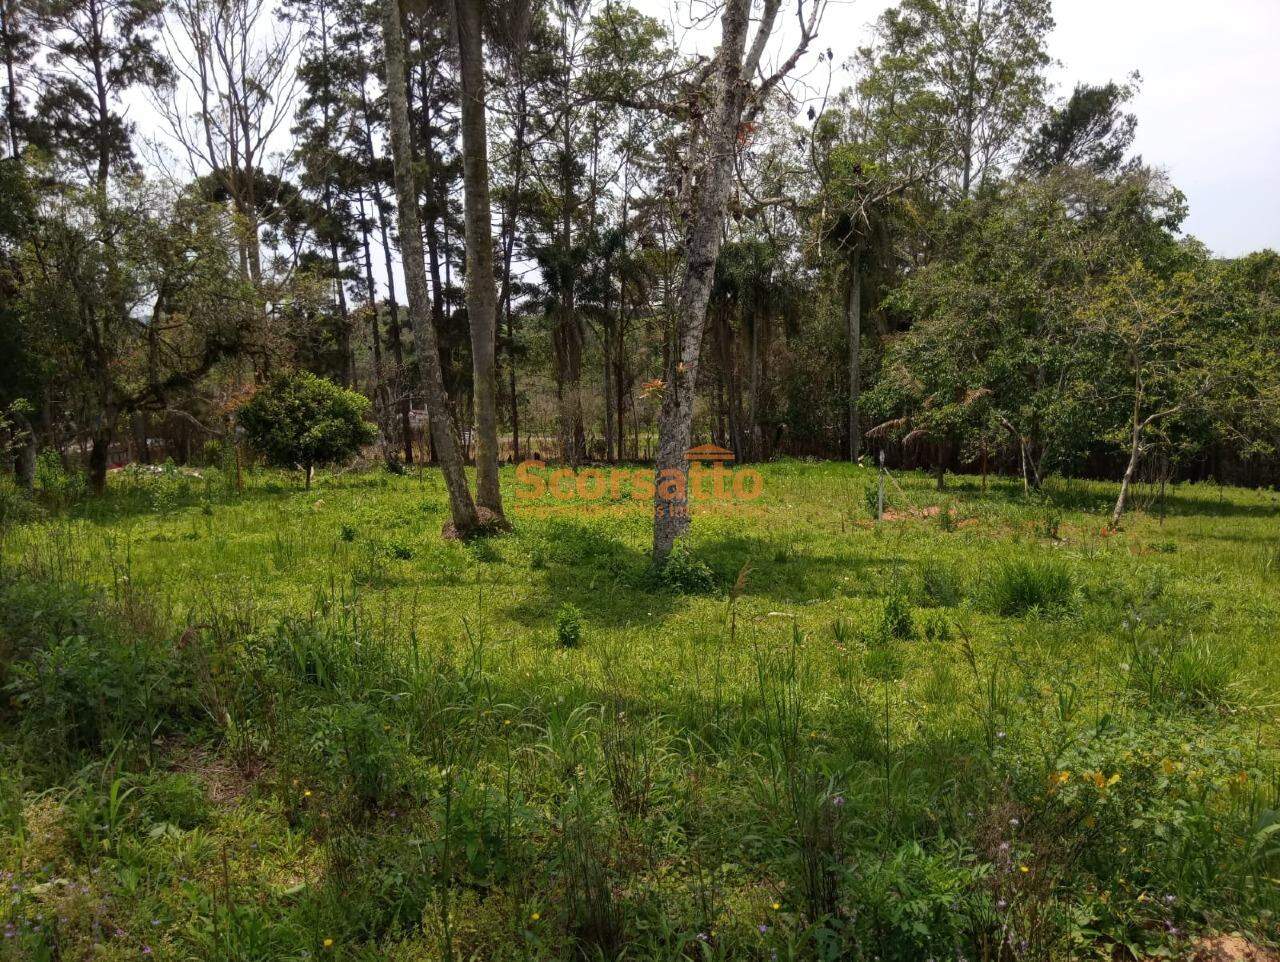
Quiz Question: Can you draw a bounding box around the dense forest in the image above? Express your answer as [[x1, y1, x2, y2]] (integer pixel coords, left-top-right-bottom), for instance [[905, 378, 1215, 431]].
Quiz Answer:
[[2, 0, 1278, 542]]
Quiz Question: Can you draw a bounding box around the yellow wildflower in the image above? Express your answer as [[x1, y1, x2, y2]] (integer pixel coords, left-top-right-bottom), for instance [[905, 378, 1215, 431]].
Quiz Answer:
[[530, 912, 540, 922], [771, 902, 781, 911], [323, 938, 334, 949]]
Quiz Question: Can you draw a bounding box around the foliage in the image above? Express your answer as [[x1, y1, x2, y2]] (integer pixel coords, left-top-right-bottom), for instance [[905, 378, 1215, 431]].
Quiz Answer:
[[555, 602, 583, 648], [237, 371, 376, 485]]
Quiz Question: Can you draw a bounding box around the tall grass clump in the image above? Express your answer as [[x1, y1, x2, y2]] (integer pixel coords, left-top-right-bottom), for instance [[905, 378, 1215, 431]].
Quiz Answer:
[[984, 557, 1074, 616]]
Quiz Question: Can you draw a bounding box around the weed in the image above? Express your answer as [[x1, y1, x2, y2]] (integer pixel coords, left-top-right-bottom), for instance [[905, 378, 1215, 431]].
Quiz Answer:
[[917, 559, 963, 607], [985, 557, 1074, 615], [651, 540, 716, 594], [880, 592, 916, 641], [555, 603, 583, 648]]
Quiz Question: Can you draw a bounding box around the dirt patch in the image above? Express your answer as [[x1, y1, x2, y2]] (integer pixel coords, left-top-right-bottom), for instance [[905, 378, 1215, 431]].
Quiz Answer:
[[881, 505, 942, 522], [1186, 936, 1280, 962], [442, 505, 511, 540], [169, 743, 265, 807]]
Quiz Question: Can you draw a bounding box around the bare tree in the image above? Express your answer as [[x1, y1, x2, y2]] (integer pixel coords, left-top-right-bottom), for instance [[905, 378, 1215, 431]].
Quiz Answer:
[[651, 0, 823, 559], [157, 0, 301, 284]]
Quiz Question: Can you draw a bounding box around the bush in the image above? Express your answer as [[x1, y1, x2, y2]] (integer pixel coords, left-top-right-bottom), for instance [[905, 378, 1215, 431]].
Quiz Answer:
[[985, 558, 1074, 616], [880, 592, 915, 641], [0, 474, 35, 527], [1, 583, 195, 767], [237, 372, 376, 488], [555, 603, 583, 648], [34, 449, 84, 506], [651, 541, 716, 595]]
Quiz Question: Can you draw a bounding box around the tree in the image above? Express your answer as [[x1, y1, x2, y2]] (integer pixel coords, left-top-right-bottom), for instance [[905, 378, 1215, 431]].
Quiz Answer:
[[1079, 259, 1235, 527], [237, 370, 375, 487], [380, 0, 479, 536], [1022, 78, 1139, 175], [0, 0, 36, 159], [868, 167, 1188, 491], [858, 0, 1053, 201], [651, 0, 823, 559], [13, 180, 255, 494], [33, 0, 171, 191], [159, 0, 301, 284], [448, 0, 504, 522]]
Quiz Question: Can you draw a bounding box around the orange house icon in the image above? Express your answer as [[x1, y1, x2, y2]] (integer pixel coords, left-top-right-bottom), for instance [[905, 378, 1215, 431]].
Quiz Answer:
[[685, 444, 736, 463]]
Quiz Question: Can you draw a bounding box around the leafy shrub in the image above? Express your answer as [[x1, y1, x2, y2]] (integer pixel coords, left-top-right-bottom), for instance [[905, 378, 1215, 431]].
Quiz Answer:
[[385, 538, 413, 561], [6, 627, 193, 765], [985, 558, 1074, 615], [0, 577, 195, 768], [301, 701, 406, 812], [651, 541, 716, 595], [237, 371, 376, 487], [936, 500, 957, 531], [1035, 504, 1063, 539], [555, 603, 583, 648], [879, 592, 915, 641], [921, 611, 953, 644], [849, 840, 989, 962]]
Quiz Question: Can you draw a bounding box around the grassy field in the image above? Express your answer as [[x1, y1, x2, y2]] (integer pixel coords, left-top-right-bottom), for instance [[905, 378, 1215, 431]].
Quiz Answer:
[[1, 459, 1278, 961]]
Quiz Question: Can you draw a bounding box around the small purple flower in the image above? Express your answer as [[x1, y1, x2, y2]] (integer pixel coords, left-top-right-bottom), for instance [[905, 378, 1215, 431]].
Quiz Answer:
[[832, 795, 846, 808], [758, 923, 769, 934], [143, 947, 153, 956]]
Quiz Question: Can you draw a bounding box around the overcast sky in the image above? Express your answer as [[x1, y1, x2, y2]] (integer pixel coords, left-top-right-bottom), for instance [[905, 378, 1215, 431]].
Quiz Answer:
[[636, 0, 1280, 257]]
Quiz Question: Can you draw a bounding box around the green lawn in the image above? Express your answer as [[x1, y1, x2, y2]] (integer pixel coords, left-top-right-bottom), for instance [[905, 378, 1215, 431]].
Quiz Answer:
[[1, 460, 1278, 961]]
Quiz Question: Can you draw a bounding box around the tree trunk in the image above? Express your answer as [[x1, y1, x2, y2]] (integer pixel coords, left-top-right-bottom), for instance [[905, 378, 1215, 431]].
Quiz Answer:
[[651, 0, 754, 559], [1, 0, 21, 159], [358, 192, 393, 461], [1112, 398, 1143, 528], [89, 425, 112, 496], [845, 248, 862, 462], [449, 0, 504, 520], [381, 0, 478, 535]]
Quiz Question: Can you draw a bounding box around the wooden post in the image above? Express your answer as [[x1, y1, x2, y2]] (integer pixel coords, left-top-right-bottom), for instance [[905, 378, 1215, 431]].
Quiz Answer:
[[877, 449, 885, 522]]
